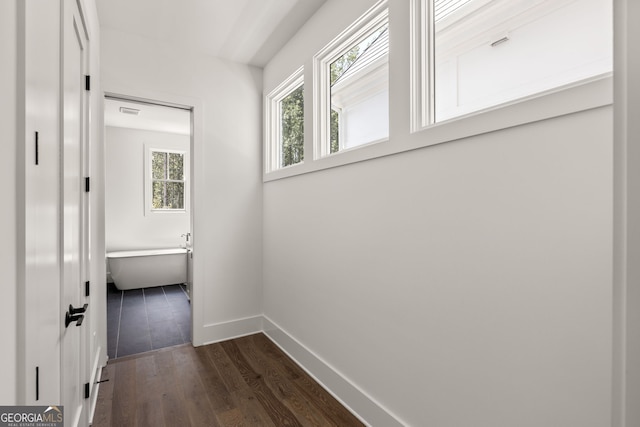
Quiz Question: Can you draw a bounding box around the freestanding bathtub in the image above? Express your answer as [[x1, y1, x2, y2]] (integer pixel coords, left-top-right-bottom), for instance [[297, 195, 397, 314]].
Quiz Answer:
[[107, 248, 188, 290]]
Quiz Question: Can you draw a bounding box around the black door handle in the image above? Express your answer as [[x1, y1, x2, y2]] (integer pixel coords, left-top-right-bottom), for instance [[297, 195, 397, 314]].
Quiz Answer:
[[69, 303, 88, 315], [65, 304, 88, 328], [65, 312, 84, 328]]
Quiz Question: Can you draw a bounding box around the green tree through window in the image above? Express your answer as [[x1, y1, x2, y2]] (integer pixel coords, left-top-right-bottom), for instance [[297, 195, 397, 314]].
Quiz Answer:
[[280, 85, 304, 167], [151, 151, 185, 209]]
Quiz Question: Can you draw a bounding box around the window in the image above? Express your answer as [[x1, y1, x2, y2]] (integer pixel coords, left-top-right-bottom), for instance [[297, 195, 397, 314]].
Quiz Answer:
[[314, 1, 388, 158], [413, 0, 613, 128], [265, 67, 304, 173], [281, 85, 304, 167], [148, 149, 187, 212], [263, 0, 612, 182]]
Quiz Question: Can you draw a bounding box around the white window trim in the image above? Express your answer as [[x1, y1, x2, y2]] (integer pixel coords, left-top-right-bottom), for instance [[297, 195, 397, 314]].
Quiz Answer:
[[410, 0, 613, 131], [262, 0, 612, 183], [144, 145, 189, 215], [313, 0, 389, 159], [264, 67, 305, 174]]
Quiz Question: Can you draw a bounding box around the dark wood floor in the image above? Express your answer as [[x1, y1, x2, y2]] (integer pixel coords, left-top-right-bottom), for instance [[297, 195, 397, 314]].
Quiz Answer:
[[92, 333, 364, 427]]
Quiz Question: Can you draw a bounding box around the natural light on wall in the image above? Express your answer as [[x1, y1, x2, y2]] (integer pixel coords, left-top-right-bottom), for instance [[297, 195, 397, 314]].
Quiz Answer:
[[430, 0, 613, 123]]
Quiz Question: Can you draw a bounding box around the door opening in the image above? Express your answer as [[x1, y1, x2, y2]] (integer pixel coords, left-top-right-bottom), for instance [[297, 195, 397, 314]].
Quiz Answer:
[[103, 95, 194, 359]]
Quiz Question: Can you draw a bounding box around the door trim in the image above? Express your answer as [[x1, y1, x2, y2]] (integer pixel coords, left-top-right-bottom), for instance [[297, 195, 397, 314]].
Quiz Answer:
[[102, 90, 204, 346]]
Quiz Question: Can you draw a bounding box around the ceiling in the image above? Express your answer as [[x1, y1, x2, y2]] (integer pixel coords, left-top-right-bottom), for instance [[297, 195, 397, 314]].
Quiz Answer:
[[95, 0, 327, 68]]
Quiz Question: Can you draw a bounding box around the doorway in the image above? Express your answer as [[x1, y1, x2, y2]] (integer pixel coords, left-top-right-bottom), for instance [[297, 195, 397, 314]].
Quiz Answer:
[[103, 96, 193, 358]]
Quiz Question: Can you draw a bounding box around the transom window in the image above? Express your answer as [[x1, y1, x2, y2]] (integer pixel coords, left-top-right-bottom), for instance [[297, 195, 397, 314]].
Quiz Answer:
[[314, 1, 389, 158], [280, 85, 304, 167], [263, 0, 612, 181], [265, 67, 304, 173], [413, 0, 613, 127]]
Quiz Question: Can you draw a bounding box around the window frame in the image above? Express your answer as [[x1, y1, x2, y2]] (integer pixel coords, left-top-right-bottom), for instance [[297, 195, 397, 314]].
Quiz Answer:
[[262, 0, 612, 183], [144, 145, 189, 215], [410, 0, 614, 132], [313, 0, 389, 159], [264, 67, 305, 173]]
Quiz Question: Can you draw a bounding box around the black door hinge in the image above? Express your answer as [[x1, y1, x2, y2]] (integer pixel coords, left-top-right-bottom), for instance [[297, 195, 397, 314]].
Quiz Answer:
[[85, 281, 90, 297], [85, 177, 90, 193], [84, 382, 90, 399], [36, 367, 39, 401], [35, 132, 39, 165], [85, 75, 90, 91]]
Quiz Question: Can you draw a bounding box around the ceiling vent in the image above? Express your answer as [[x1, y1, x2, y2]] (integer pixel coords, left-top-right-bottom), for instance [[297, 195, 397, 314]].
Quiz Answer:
[[119, 106, 140, 115]]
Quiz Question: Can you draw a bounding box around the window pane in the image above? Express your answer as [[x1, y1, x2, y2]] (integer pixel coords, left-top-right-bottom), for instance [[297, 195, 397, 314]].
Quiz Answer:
[[280, 85, 304, 167], [152, 152, 166, 180], [165, 182, 184, 209], [152, 181, 164, 209], [168, 152, 184, 180], [329, 22, 389, 153], [433, 0, 612, 122], [152, 181, 185, 209]]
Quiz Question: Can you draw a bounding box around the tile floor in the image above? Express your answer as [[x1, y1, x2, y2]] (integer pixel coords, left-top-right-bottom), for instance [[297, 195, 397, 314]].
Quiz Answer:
[[107, 283, 191, 359]]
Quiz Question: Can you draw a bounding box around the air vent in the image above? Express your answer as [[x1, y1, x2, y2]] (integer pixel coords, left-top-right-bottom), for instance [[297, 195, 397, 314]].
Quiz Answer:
[[119, 106, 140, 115]]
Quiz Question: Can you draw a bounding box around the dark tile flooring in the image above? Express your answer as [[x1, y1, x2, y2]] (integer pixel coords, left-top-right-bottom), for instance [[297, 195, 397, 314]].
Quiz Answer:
[[107, 283, 191, 359]]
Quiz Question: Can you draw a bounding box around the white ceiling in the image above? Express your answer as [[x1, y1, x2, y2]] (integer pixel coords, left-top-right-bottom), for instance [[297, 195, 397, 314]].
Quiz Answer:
[[95, 0, 327, 68]]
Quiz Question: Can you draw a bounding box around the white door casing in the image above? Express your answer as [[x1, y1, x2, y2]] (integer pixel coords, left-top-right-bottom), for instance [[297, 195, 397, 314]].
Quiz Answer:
[[61, 0, 90, 425]]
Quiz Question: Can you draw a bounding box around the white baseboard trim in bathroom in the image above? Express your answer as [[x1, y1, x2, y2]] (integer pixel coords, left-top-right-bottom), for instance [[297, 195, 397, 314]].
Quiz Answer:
[[262, 316, 405, 427], [199, 315, 264, 346]]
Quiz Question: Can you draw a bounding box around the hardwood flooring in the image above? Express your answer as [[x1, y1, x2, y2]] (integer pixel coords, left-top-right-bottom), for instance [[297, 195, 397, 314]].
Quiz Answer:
[[92, 333, 364, 427]]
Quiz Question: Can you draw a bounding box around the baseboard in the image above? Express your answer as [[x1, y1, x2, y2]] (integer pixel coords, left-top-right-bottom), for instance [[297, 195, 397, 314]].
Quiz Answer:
[[199, 315, 264, 345], [194, 314, 404, 425], [262, 316, 405, 427]]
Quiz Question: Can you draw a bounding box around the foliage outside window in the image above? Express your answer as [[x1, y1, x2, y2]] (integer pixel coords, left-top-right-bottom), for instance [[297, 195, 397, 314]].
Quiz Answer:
[[265, 67, 304, 173], [151, 150, 185, 210], [280, 85, 304, 167]]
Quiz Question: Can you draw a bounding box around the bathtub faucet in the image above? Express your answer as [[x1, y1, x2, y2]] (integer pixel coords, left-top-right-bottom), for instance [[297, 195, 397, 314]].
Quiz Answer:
[[181, 232, 191, 248]]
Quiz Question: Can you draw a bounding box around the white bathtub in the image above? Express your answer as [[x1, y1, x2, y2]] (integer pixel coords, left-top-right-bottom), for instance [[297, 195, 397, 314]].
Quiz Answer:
[[107, 248, 188, 290]]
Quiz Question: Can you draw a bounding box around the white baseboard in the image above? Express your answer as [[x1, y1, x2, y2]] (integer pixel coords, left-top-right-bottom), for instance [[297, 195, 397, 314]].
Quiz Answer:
[[262, 316, 405, 427], [192, 314, 404, 426], [199, 315, 264, 345]]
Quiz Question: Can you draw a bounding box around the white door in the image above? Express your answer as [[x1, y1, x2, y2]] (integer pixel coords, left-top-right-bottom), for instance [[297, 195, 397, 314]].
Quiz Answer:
[[61, 0, 89, 425]]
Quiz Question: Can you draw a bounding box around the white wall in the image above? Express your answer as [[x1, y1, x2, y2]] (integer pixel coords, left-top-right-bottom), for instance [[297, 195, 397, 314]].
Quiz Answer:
[[101, 28, 263, 344], [263, 0, 613, 425], [105, 126, 190, 252], [0, 0, 18, 405]]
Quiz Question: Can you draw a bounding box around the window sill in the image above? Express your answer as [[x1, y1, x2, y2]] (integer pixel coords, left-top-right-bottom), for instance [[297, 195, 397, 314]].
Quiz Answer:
[[147, 209, 188, 215], [263, 74, 612, 183]]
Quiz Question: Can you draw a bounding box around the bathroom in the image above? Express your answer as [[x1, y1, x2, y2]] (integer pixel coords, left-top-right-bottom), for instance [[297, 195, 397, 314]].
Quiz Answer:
[[104, 97, 193, 359]]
